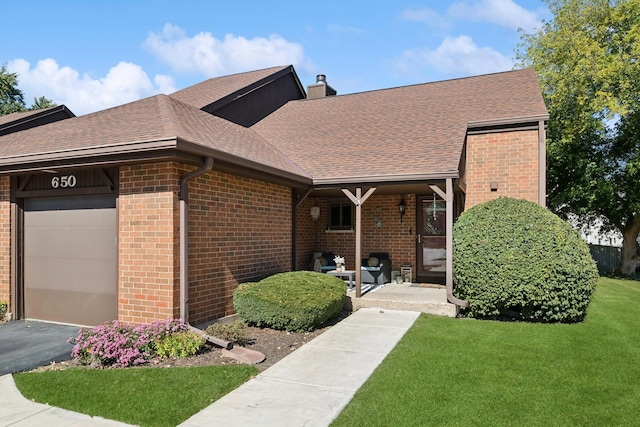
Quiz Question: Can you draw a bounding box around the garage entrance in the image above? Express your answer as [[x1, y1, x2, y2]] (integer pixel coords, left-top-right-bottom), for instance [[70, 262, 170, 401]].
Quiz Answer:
[[23, 195, 117, 325], [15, 168, 119, 326]]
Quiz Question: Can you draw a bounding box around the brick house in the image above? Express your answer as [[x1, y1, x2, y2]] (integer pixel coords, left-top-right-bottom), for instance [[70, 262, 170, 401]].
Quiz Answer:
[[0, 65, 548, 326]]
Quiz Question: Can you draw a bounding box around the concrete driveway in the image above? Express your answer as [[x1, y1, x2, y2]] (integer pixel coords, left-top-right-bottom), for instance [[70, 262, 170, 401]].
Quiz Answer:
[[0, 320, 80, 375]]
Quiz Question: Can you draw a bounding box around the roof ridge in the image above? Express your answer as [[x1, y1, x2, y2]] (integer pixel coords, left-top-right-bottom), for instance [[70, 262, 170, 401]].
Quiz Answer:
[[156, 94, 187, 138], [296, 67, 536, 103]]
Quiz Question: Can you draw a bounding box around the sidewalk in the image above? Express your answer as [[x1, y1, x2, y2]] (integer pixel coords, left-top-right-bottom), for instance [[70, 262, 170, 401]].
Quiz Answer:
[[1, 308, 420, 427]]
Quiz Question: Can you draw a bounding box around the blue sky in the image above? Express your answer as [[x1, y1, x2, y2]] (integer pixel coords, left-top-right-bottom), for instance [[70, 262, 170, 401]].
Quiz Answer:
[[3, 0, 550, 116]]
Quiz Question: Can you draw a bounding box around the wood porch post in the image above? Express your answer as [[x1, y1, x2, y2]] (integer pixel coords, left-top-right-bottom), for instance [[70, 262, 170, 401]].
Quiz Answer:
[[430, 179, 468, 307], [342, 187, 376, 298]]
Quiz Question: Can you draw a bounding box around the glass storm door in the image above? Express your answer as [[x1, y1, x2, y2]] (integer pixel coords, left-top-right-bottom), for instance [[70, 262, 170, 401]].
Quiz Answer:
[[417, 196, 447, 283]]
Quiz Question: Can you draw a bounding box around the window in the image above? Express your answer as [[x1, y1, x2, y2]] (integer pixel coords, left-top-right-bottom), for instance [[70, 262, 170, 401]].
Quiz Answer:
[[328, 202, 353, 230]]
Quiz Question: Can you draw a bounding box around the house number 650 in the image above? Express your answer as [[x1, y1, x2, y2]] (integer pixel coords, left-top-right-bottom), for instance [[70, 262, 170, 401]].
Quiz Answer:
[[51, 175, 77, 189]]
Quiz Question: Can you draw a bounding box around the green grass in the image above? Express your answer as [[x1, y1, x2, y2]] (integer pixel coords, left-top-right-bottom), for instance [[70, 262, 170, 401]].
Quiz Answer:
[[14, 365, 257, 426], [332, 277, 640, 426]]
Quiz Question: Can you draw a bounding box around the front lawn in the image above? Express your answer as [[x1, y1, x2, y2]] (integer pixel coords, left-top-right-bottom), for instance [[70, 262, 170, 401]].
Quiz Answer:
[[332, 277, 640, 426], [14, 365, 256, 427]]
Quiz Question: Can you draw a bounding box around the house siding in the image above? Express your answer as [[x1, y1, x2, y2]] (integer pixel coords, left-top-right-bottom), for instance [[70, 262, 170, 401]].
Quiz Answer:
[[186, 168, 292, 325], [465, 129, 540, 208], [119, 162, 293, 325], [119, 163, 180, 324], [0, 176, 10, 312]]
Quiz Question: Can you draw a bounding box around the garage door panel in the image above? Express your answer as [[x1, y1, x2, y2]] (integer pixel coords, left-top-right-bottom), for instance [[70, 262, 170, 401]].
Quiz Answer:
[[25, 225, 116, 261], [24, 195, 117, 326], [24, 288, 117, 327], [24, 258, 117, 294]]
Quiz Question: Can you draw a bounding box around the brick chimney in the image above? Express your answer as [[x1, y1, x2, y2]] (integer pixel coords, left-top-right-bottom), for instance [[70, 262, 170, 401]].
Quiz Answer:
[[307, 74, 337, 99]]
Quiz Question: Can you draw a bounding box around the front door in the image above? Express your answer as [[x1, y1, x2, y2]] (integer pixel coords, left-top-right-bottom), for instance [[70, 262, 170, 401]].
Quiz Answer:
[[416, 195, 447, 284]]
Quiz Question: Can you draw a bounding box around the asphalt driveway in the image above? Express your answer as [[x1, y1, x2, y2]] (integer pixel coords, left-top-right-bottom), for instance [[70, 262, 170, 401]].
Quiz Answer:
[[0, 320, 80, 375]]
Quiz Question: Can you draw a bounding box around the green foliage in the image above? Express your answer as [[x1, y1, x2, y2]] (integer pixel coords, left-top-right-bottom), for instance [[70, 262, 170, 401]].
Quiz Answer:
[[233, 271, 346, 332], [453, 197, 599, 323], [0, 300, 7, 319], [154, 332, 206, 359], [516, 0, 640, 275], [0, 65, 25, 115], [0, 65, 56, 116], [205, 320, 250, 346]]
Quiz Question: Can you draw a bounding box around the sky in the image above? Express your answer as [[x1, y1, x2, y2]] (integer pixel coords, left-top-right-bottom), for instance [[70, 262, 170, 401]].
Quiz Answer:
[[3, 0, 550, 116]]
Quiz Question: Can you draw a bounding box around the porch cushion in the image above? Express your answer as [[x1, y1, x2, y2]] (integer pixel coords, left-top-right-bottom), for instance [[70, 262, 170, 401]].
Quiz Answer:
[[367, 257, 379, 267]]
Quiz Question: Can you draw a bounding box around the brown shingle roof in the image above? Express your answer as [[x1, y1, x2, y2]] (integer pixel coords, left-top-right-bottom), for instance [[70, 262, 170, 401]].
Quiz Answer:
[[0, 67, 547, 187], [169, 65, 292, 109], [0, 94, 310, 181], [252, 68, 548, 184]]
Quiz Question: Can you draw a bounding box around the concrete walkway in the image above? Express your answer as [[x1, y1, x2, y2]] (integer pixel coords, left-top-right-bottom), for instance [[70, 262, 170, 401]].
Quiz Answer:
[[0, 308, 420, 427]]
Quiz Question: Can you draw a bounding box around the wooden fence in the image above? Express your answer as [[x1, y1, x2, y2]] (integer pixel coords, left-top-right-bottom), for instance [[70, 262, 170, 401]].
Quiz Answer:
[[588, 244, 621, 273]]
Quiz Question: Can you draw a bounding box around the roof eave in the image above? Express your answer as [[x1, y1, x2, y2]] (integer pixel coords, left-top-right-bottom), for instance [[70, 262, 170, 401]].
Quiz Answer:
[[467, 114, 549, 132], [176, 139, 312, 186], [311, 171, 459, 188]]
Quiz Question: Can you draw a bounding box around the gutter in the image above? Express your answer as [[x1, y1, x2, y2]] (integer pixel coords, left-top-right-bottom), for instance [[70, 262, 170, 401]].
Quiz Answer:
[[179, 157, 214, 324]]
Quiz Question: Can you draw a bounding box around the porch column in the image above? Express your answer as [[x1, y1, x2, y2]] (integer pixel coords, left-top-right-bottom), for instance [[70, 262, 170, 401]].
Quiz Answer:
[[430, 179, 468, 307], [342, 187, 376, 298]]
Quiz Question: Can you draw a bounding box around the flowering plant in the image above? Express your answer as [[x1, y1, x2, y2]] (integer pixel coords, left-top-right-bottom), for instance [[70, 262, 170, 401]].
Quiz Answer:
[[333, 255, 345, 265], [68, 318, 198, 368]]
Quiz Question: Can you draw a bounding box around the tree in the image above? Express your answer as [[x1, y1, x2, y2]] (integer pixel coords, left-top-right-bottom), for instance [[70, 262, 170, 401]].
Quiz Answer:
[[0, 65, 56, 115], [30, 95, 56, 111], [0, 65, 25, 115], [517, 0, 640, 275]]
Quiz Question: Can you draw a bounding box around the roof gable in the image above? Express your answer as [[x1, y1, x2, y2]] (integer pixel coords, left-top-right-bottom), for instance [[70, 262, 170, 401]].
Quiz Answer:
[[169, 65, 296, 110]]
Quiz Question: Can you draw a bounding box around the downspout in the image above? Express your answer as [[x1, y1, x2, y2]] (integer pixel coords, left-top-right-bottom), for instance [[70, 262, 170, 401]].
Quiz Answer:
[[179, 157, 214, 324], [445, 178, 468, 308], [431, 180, 468, 308]]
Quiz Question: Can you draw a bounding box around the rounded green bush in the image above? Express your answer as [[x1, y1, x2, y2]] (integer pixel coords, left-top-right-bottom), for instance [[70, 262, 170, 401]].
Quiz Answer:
[[453, 197, 598, 323], [233, 271, 346, 331]]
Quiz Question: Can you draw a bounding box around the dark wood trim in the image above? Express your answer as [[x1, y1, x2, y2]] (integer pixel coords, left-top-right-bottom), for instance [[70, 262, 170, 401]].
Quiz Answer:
[[16, 186, 115, 198], [291, 189, 298, 271], [538, 119, 547, 206]]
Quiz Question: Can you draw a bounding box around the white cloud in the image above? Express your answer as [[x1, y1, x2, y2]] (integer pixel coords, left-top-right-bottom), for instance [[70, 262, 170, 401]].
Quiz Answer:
[[143, 23, 314, 77], [394, 35, 513, 79], [7, 58, 175, 116], [400, 7, 451, 31], [448, 0, 541, 32]]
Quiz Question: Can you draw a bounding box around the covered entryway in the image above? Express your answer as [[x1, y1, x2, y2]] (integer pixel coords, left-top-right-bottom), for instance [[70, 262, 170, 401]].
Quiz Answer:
[[23, 194, 117, 326]]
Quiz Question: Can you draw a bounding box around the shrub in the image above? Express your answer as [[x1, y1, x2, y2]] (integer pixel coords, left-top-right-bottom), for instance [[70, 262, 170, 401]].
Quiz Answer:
[[453, 197, 599, 323], [0, 301, 7, 320], [155, 332, 206, 358], [233, 271, 346, 332], [68, 319, 199, 368], [205, 320, 250, 346]]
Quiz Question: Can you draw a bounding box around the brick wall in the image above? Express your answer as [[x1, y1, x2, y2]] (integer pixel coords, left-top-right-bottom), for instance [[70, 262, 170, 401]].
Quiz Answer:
[[186, 168, 292, 325], [119, 162, 180, 324], [119, 162, 293, 325], [465, 129, 540, 208], [296, 197, 317, 270], [300, 194, 417, 279], [0, 176, 10, 311]]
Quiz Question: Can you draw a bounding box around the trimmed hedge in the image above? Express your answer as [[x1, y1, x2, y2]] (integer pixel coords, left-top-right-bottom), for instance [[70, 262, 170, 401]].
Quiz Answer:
[[233, 271, 346, 332], [453, 197, 598, 323]]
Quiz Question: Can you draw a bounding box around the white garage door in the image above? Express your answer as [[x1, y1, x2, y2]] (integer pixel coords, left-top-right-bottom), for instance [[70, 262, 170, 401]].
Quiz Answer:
[[24, 195, 117, 326]]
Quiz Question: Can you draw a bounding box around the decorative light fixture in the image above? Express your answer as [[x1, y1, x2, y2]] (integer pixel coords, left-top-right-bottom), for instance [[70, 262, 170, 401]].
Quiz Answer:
[[310, 205, 320, 221], [398, 199, 406, 223]]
